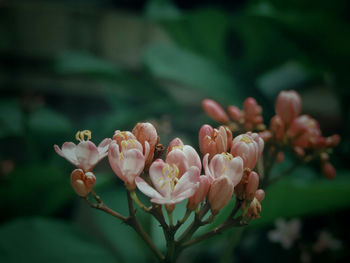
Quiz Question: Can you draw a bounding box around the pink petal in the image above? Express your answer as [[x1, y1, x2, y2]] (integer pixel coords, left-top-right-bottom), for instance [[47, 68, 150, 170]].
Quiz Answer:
[[172, 166, 200, 198], [208, 176, 234, 214], [203, 154, 213, 182], [58, 142, 79, 165], [97, 138, 112, 159], [76, 141, 99, 172], [225, 156, 243, 186], [166, 149, 187, 178], [135, 176, 164, 200], [209, 154, 225, 179], [182, 145, 201, 172], [108, 142, 124, 182], [172, 188, 197, 204], [149, 159, 172, 198], [121, 148, 145, 185]]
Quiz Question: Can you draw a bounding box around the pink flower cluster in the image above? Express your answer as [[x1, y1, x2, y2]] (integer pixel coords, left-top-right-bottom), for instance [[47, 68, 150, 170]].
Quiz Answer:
[[54, 122, 266, 217]]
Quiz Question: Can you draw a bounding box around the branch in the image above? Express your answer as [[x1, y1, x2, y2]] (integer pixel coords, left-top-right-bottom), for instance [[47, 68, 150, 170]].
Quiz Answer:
[[126, 190, 165, 261]]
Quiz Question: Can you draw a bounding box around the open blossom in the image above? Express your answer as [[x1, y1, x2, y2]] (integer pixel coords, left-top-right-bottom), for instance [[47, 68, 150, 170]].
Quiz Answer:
[[135, 159, 200, 205], [108, 130, 150, 190], [203, 153, 243, 214], [165, 138, 201, 178], [202, 99, 229, 123], [275, 90, 302, 126], [268, 218, 301, 249], [231, 132, 264, 170], [70, 169, 96, 197], [54, 130, 112, 172], [132, 122, 158, 169], [199, 125, 232, 158]]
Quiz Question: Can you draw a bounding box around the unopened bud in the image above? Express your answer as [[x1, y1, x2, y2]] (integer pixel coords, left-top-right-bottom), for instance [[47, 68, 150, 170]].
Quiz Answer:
[[246, 171, 259, 201], [326, 134, 340, 147], [202, 99, 229, 123], [255, 189, 265, 202], [275, 90, 302, 126], [209, 176, 234, 215], [70, 169, 96, 197], [227, 105, 242, 122], [187, 176, 211, 211], [276, 151, 285, 163]]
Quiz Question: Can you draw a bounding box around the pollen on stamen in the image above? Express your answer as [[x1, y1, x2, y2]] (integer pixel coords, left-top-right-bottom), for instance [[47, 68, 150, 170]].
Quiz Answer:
[[75, 130, 92, 141], [240, 136, 253, 144]]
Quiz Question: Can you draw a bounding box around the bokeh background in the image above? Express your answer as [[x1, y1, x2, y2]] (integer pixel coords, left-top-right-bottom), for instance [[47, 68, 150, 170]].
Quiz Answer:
[[1, 0, 350, 262]]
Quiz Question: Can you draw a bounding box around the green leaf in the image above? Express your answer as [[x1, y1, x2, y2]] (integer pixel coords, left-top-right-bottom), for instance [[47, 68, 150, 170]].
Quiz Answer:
[[0, 218, 117, 263], [143, 43, 241, 104]]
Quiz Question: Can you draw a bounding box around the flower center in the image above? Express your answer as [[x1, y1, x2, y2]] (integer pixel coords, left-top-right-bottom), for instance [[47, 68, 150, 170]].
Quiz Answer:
[[75, 130, 92, 142], [240, 136, 253, 144], [121, 139, 136, 149], [160, 163, 179, 191]]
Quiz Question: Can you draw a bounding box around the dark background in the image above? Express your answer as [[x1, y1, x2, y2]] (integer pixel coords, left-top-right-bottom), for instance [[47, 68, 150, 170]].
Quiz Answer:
[[0, 0, 349, 262]]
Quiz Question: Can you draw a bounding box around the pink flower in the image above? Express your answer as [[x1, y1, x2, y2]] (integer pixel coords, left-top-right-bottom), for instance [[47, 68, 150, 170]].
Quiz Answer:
[[54, 130, 112, 172], [132, 122, 159, 168], [202, 99, 229, 123], [244, 97, 263, 127], [135, 159, 200, 205], [321, 162, 336, 179], [245, 171, 259, 201], [187, 175, 211, 210], [204, 153, 243, 214], [108, 130, 150, 190], [227, 105, 242, 122], [165, 138, 201, 178], [275, 90, 302, 126], [270, 115, 285, 140], [70, 169, 96, 197], [230, 133, 264, 170], [199, 125, 232, 159]]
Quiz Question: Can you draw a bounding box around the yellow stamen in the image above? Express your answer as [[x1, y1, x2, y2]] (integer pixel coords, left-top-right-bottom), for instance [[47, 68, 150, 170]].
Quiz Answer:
[[221, 152, 233, 160], [75, 130, 92, 142], [172, 145, 183, 151], [240, 136, 253, 144]]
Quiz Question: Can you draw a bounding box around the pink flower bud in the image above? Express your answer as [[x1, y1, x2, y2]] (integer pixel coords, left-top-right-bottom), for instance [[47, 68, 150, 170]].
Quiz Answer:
[[202, 99, 229, 123], [288, 115, 321, 149], [244, 98, 261, 121], [275, 90, 302, 126], [322, 162, 336, 179], [187, 175, 211, 211], [132, 122, 158, 168], [255, 189, 265, 202], [231, 133, 263, 169], [70, 169, 96, 197], [227, 105, 242, 122], [259, 131, 272, 142], [246, 171, 259, 201], [199, 125, 232, 158], [245, 197, 262, 220], [208, 175, 234, 215], [270, 115, 285, 140]]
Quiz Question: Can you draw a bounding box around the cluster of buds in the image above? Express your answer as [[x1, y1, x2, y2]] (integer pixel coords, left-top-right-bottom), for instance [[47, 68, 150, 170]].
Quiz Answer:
[[202, 97, 265, 132], [202, 90, 340, 180]]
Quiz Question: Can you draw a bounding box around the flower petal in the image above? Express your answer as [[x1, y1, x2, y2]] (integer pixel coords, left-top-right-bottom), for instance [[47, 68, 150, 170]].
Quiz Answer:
[[224, 156, 243, 186], [76, 141, 99, 172], [149, 159, 171, 198], [121, 148, 145, 185], [97, 138, 112, 159], [135, 176, 164, 200], [108, 142, 124, 182], [56, 142, 79, 166], [172, 166, 200, 198], [166, 149, 187, 177], [182, 145, 201, 171]]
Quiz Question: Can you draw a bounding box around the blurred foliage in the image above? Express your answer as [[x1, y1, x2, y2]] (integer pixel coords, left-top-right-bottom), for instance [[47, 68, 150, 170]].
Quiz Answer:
[[0, 0, 350, 262]]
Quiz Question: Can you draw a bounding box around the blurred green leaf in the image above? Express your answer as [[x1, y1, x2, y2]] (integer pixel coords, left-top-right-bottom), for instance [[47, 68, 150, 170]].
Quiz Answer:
[[55, 51, 121, 78], [0, 165, 73, 221], [29, 107, 72, 135], [145, 0, 181, 20], [143, 43, 240, 104], [0, 100, 23, 138], [0, 218, 117, 263], [254, 171, 350, 226], [160, 8, 232, 63]]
